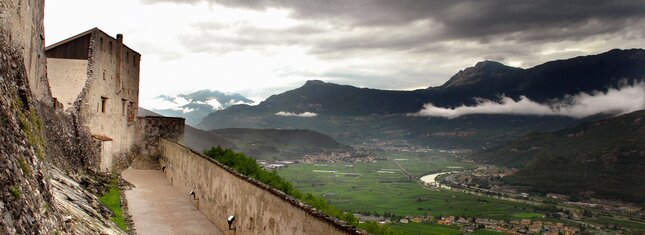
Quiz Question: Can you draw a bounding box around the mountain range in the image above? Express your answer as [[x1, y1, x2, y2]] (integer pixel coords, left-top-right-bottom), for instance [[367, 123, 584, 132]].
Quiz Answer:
[[199, 49, 644, 118], [197, 49, 645, 149], [151, 90, 254, 125]]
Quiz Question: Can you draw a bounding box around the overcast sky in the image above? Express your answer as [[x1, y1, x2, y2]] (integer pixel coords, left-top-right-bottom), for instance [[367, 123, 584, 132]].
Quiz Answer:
[[45, 0, 645, 106]]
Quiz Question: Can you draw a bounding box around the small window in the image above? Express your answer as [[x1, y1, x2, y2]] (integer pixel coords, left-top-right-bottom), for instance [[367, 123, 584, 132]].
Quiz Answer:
[[133, 55, 137, 67], [127, 101, 135, 122], [102, 70, 106, 80], [100, 97, 108, 113], [121, 99, 127, 116], [99, 37, 104, 51], [126, 51, 129, 64], [109, 41, 113, 54]]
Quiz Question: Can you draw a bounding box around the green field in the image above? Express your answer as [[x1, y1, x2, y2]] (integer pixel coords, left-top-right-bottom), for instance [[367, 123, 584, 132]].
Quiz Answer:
[[512, 212, 545, 219], [380, 151, 476, 177], [392, 223, 461, 235], [592, 216, 645, 230], [277, 152, 542, 220], [470, 229, 510, 235]]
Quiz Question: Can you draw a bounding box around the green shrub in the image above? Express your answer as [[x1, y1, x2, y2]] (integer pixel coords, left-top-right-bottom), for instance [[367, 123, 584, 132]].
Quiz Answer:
[[9, 186, 21, 199]]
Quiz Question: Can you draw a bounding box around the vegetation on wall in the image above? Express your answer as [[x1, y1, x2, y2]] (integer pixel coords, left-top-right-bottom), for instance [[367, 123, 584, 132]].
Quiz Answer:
[[204, 146, 405, 235], [99, 176, 127, 231]]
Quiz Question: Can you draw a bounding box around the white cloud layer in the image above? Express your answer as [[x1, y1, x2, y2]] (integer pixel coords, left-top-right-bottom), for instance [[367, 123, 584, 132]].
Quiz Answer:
[[414, 82, 645, 119], [141, 96, 190, 110], [275, 111, 318, 117]]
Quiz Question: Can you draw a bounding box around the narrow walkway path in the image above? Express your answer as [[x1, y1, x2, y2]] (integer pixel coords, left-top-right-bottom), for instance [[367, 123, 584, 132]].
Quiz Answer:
[[122, 168, 223, 235]]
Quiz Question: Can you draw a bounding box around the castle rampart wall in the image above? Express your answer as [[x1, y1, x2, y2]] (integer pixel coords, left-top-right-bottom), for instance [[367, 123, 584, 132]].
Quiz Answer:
[[159, 139, 362, 235]]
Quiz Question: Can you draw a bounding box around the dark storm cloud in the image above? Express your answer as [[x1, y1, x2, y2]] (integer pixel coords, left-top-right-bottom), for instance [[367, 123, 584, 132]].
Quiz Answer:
[[141, 0, 645, 93], [146, 0, 645, 42]]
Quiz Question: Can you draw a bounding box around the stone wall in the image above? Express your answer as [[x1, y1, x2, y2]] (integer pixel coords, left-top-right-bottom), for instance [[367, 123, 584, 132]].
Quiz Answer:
[[137, 116, 185, 156], [48, 29, 143, 172], [0, 0, 51, 102], [159, 139, 363, 235], [0, 29, 63, 234], [46, 58, 88, 110], [1, 1, 128, 234]]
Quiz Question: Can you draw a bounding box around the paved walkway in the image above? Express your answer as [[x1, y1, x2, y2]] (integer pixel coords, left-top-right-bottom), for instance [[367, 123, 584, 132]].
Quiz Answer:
[[122, 168, 223, 235]]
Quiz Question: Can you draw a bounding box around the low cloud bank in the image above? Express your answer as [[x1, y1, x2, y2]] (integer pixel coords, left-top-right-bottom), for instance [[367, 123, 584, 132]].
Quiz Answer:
[[414, 82, 645, 119], [275, 111, 318, 117]]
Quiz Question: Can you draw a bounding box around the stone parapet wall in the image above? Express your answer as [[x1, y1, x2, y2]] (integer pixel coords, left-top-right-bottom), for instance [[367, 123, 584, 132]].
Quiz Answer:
[[159, 139, 364, 235], [137, 116, 184, 156]]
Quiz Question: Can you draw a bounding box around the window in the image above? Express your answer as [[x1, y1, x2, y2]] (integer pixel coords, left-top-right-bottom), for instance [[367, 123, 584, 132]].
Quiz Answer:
[[102, 70, 106, 80], [121, 99, 127, 116], [133, 55, 137, 67], [109, 41, 113, 54], [126, 51, 129, 64], [127, 101, 135, 123], [99, 37, 104, 51], [100, 97, 108, 113]]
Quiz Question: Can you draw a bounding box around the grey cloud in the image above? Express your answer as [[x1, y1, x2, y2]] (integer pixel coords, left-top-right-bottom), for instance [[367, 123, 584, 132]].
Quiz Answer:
[[179, 21, 336, 52], [143, 0, 645, 93], [146, 0, 645, 42]]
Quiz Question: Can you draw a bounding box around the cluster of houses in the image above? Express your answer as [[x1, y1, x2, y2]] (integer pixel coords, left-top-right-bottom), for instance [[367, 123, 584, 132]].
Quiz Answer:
[[300, 150, 380, 164], [397, 215, 579, 235]]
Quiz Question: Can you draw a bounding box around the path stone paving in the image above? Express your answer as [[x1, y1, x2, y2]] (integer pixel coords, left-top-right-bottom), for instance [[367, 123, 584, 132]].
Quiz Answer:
[[122, 168, 223, 235]]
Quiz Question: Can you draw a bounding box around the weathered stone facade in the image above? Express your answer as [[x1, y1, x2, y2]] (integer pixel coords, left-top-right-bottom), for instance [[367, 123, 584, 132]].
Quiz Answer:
[[0, 0, 51, 103], [137, 116, 185, 156], [46, 29, 141, 172], [0, 30, 62, 234], [0, 25, 123, 235]]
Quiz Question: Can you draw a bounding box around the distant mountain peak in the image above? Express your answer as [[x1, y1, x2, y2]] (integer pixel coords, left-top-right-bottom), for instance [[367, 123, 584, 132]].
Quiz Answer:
[[473, 60, 507, 69], [440, 60, 523, 88], [303, 80, 328, 86]]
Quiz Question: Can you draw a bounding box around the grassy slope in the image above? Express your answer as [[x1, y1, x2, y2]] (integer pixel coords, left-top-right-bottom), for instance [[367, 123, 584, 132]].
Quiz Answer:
[[209, 128, 352, 160], [99, 177, 126, 231], [478, 110, 645, 203]]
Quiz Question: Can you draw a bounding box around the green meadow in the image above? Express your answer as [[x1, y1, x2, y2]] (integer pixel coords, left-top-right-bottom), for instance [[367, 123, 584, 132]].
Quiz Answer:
[[391, 223, 462, 235], [277, 152, 542, 220]]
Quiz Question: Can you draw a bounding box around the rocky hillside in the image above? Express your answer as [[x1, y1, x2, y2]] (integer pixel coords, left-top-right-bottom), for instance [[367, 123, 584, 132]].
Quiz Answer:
[[0, 30, 63, 234], [479, 110, 645, 203], [1, 2, 126, 234]]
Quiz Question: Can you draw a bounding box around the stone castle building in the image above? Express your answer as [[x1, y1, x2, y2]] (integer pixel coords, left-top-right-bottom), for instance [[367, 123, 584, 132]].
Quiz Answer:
[[39, 27, 359, 234], [46, 28, 142, 171]]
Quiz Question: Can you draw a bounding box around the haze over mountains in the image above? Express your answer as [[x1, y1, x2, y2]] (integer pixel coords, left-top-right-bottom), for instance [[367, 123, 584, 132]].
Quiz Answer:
[[149, 90, 254, 125]]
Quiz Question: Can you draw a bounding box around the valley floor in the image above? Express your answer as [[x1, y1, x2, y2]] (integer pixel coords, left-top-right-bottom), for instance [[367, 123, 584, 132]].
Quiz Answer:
[[277, 151, 644, 234]]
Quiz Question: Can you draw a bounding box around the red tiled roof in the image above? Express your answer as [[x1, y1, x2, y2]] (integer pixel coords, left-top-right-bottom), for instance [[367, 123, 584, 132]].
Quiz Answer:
[[91, 134, 113, 141]]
